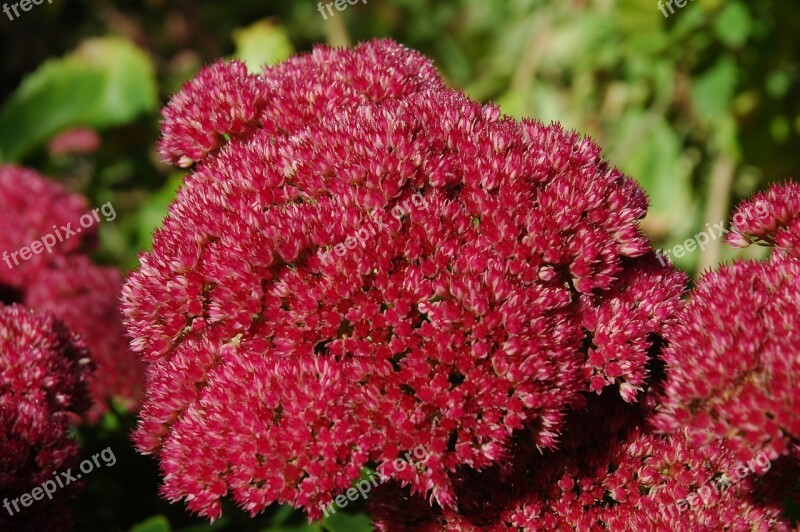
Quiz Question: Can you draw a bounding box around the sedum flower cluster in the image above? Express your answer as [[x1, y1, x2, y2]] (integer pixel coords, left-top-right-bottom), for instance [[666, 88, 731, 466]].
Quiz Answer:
[[654, 182, 800, 465], [0, 165, 143, 420], [124, 40, 686, 521], [123, 40, 799, 528], [0, 305, 93, 531]]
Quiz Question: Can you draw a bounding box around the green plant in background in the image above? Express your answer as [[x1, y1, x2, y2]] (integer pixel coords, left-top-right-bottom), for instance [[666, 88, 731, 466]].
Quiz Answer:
[[0, 37, 157, 162]]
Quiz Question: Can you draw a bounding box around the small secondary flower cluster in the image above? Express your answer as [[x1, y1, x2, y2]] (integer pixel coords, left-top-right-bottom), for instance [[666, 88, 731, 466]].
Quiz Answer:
[[0, 165, 143, 420], [2, 201, 116, 270], [0, 305, 92, 532], [654, 182, 800, 464]]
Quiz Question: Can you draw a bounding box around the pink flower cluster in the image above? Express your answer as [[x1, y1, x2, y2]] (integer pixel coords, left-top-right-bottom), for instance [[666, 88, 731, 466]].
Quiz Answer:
[[369, 395, 792, 530], [654, 182, 800, 464], [369, 181, 800, 529], [0, 165, 143, 420], [0, 304, 93, 531], [123, 40, 689, 522], [727, 181, 800, 259]]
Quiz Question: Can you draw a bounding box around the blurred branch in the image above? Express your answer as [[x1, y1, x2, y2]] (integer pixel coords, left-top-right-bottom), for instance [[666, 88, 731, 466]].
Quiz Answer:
[[509, 14, 551, 116], [324, 13, 351, 47], [697, 154, 736, 275]]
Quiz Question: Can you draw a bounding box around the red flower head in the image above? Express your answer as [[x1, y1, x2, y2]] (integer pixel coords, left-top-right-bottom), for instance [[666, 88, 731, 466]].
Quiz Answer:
[[0, 304, 93, 531], [0, 164, 144, 420], [727, 181, 800, 259], [654, 181, 800, 464], [26, 255, 144, 418], [0, 165, 92, 288], [123, 40, 685, 521]]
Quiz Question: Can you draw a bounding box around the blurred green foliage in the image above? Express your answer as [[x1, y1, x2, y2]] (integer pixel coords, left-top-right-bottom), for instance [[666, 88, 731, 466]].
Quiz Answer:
[[1, 0, 798, 530], [0, 37, 156, 161]]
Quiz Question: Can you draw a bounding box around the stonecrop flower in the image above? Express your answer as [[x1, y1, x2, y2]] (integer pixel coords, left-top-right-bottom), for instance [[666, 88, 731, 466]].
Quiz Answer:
[[0, 304, 93, 531], [124, 39, 687, 522], [368, 394, 792, 531], [727, 181, 800, 259], [653, 181, 800, 465], [0, 164, 143, 420]]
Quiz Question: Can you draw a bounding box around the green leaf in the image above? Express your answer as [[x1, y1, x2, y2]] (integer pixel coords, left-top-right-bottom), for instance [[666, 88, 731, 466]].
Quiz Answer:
[[232, 19, 293, 72], [0, 37, 157, 162], [323, 512, 373, 532], [261, 524, 323, 532], [130, 516, 171, 532], [712, 1, 752, 48], [137, 174, 183, 251], [691, 57, 738, 124]]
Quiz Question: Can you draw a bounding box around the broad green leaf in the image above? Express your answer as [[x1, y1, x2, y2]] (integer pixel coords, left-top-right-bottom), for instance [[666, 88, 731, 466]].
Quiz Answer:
[[0, 37, 157, 162], [130, 516, 171, 532], [691, 57, 737, 124], [232, 19, 293, 72], [323, 512, 373, 532]]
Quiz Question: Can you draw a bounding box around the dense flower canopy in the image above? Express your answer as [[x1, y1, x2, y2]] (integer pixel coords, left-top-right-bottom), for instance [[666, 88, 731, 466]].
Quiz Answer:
[[0, 304, 93, 531], [653, 182, 800, 465], [368, 394, 793, 531], [0, 164, 143, 420], [123, 39, 688, 521]]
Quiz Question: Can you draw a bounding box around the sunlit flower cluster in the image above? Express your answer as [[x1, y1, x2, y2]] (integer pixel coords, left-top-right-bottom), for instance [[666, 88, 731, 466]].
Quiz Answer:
[[124, 40, 688, 521], [654, 182, 800, 465]]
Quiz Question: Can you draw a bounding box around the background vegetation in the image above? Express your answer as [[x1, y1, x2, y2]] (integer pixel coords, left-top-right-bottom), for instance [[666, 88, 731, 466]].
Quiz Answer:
[[1, 0, 797, 529]]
